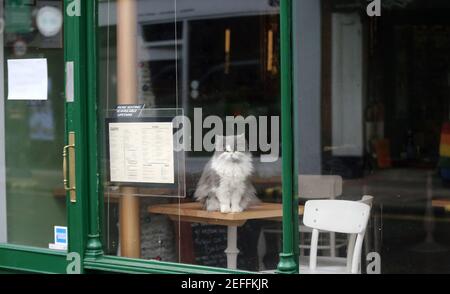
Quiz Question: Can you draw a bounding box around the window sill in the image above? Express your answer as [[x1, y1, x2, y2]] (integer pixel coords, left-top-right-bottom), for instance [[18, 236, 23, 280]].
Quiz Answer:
[[84, 255, 253, 274], [0, 244, 66, 274]]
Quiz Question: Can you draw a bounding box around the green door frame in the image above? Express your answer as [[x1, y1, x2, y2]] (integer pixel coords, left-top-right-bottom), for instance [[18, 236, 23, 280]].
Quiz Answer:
[[0, 0, 298, 274], [277, 0, 299, 274], [64, 0, 90, 274], [0, 0, 88, 274]]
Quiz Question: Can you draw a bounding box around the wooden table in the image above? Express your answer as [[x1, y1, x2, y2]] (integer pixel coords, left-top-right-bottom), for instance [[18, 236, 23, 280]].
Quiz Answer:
[[148, 202, 304, 269]]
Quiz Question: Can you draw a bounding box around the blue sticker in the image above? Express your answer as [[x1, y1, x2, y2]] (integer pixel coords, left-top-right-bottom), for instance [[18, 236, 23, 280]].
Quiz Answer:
[[54, 226, 67, 245]]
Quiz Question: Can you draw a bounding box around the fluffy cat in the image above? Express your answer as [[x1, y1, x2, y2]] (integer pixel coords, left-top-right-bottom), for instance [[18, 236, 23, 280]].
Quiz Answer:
[[194, 134, 259, 213]]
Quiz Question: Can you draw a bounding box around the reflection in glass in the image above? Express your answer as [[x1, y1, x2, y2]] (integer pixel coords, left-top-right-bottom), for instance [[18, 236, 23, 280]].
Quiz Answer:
[[99, 0, 282, 271], [296, 0, 450, 274], [0, 0, 66, 248]]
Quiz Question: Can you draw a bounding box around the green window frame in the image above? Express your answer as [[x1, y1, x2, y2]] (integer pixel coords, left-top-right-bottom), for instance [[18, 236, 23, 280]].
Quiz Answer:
[[0, 0, 298, 274]]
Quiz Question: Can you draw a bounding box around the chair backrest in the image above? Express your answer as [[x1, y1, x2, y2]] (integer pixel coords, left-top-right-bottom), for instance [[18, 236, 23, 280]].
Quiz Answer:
[[298, 175, 343, 199], [303, 200, 371, 234], [360, 195, 374, 207], [303, 199, 372, 274]]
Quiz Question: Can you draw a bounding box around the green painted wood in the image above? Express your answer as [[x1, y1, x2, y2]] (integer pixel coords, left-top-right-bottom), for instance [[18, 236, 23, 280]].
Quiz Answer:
[[84, 256, 252, 274], [0, 0, 86, 274], [64, 0, 89, 273], [84, 0, 104, 259], [290, 0, 300, 268], [277, 0, 298, 274], [0, 244, 66, 274]]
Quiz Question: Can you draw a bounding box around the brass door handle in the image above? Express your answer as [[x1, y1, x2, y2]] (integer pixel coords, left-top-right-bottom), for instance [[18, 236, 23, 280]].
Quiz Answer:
[[63, 132, 76, 203], [63, 145, 74, 190]]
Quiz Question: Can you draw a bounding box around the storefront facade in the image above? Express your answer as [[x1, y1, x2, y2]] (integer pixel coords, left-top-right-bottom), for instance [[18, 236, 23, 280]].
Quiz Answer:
[[1, 0, 450, 274]]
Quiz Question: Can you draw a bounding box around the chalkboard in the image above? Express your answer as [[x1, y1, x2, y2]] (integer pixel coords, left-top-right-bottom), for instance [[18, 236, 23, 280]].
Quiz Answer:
[[191, 223, 227, 268]]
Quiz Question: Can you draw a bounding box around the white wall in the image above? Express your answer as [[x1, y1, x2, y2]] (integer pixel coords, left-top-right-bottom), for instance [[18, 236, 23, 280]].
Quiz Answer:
[[294, 0, 322, 174], [331, 13, 364, 157]]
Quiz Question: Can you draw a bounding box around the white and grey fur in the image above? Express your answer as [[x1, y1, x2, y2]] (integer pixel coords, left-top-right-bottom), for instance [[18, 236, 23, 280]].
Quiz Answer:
[[194, 134, 259, 213]]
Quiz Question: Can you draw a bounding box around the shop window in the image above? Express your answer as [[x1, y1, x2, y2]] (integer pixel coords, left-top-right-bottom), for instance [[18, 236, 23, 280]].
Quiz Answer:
[[98, 0, 282, 272], [0, 0, 66, 249], [295, 0, 450, 274]]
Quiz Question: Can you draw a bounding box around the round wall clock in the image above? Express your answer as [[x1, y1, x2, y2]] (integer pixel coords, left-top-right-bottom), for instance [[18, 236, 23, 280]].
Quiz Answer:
[[36, 6, 63, 37]]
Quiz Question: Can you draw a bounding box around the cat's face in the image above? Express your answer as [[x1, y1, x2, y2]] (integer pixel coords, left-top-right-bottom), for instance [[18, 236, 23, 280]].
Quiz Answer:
[[215, 134, 249, 162]]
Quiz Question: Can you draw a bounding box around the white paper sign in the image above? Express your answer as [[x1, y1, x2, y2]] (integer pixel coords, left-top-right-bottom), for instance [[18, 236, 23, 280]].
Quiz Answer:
[[7, 58, 48, 101], [65, 61, 74, 102], [109, 122, 175, 184]]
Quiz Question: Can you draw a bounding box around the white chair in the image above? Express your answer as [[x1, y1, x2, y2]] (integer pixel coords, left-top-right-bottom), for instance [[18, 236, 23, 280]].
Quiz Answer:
[[299, 200, 371, 274], [298, 195, 374, 274], [257, 175, 344, 271], [347, 195, 374, 269], [298, 175, 344, 257]]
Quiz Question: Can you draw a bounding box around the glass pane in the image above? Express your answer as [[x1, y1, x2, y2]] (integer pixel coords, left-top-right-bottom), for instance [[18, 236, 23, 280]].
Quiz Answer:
[[0, 0, 66, 249], [98, 0, 282, 271], [295, 0, 450, 274]]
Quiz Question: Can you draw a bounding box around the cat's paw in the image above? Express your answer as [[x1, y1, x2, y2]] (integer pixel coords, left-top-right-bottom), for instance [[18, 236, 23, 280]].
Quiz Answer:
[[231, 206, 244, 213], [220, 204, 231, 213]]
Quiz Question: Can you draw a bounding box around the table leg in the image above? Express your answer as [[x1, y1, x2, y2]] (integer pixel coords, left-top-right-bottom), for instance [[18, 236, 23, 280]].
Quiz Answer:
[[225, 226, 239, 269]]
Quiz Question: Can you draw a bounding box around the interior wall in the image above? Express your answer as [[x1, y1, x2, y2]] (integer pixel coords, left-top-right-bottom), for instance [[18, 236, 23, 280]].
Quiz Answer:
[[331, 12, 364, 157], [294, 0, 322, 174]]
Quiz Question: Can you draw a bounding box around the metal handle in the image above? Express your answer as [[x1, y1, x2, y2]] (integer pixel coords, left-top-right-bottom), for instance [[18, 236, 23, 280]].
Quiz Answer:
[[63, 145, 74, 191], [63, 132, 76, 203]]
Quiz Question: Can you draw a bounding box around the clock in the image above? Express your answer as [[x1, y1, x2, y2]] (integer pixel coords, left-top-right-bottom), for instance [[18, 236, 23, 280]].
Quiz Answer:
[[36, 6, 63, 37]]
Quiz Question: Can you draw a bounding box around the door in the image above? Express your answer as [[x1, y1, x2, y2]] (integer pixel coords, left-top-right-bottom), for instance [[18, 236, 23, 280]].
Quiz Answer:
[[0, 0, 83, 274]]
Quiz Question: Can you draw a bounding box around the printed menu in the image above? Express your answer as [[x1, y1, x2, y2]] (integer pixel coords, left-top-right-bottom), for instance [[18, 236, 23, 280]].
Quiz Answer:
[[109, 122, 175, 184]]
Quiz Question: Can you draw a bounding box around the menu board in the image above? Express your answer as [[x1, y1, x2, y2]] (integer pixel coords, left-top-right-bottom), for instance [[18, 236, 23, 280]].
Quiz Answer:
[[108, 122, 175, 184], [192, 224, 227, 268]]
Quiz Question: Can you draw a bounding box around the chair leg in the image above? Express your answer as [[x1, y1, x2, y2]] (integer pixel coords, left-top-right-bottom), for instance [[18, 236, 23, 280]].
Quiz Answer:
[[364, 217, 372, 270], [346, 234, 356, 272], [300, 232, 305, 257], [310, 229, 319, 270], [257, 230, 267, 271], [351, 234, 365, 274], [330, 232, 336, 257]]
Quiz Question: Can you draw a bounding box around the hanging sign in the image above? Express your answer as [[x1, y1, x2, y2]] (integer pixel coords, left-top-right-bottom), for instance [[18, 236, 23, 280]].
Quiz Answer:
[[108, 121, 175, 184], [105, 108, 186, 198], [7, 58, 48, 101], [116, 104, 145, 118]]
